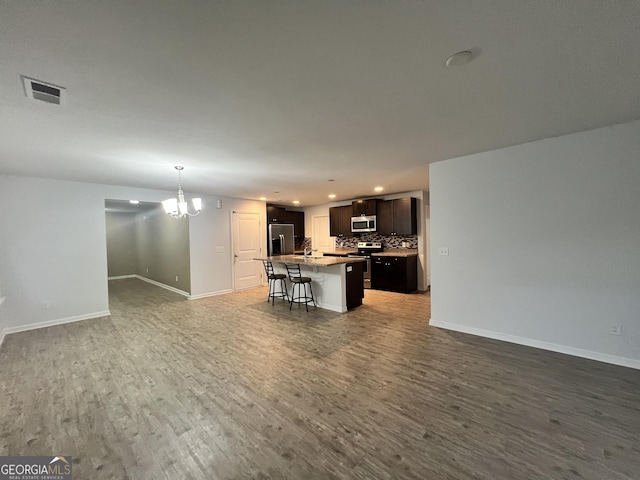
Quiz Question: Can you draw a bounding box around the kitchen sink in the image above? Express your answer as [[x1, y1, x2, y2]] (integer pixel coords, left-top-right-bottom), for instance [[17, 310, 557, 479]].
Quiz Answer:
[[292, 255, 324, 259]]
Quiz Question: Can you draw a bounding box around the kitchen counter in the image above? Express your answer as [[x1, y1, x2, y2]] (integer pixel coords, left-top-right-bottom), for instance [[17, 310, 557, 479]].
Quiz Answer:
[[371, 249, 418, 257], [321, 248, 358, 257], [255, 255, 366, 313], [263, 254, 365, 267]]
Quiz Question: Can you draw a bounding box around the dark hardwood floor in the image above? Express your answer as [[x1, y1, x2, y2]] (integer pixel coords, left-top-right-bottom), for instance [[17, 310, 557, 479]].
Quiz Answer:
[[1, 278, 639, 479]]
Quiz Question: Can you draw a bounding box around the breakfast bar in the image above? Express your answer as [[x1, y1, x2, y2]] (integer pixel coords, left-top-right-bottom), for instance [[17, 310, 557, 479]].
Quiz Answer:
[[256, 255, 366, 313]]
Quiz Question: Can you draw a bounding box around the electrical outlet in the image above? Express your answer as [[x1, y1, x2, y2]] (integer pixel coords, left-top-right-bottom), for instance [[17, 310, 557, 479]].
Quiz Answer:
[[42, 301, 50, 309], [146, 268, 149, 274], [609, 324, 621, 336], [439, 247, 449, 256], [175, 276, 179, 282]]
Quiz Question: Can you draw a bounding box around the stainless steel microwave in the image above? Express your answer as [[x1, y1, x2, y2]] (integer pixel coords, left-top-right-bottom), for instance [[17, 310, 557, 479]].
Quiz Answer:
[[351, 215, 376, 233]]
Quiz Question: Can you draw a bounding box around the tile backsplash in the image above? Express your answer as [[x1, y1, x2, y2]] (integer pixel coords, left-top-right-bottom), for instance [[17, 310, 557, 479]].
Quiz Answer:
[[297, 237, 312, 250], [335, 234, 418, 249], [300, 234, 417, 251]]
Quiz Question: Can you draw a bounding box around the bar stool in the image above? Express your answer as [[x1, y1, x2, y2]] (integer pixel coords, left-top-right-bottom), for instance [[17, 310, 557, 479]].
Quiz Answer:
[[285, 263, 316, 312], [262, 260, 289, 305]]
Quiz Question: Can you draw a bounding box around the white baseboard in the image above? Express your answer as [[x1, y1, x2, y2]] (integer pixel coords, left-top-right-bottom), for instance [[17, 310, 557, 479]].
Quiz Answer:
[[189, 289, 233, 300], [108, 275, 234, 301], [133, 275, 191, 298], [2, 310, 111, 337], [429, 319, 640, 370]]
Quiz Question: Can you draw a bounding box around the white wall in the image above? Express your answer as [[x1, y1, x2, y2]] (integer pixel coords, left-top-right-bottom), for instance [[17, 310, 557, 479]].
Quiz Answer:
[[0, 175, 266, 340], [429, 120, 640, 369], [0, 176, 112, 334], [189, 197, 266, 298]]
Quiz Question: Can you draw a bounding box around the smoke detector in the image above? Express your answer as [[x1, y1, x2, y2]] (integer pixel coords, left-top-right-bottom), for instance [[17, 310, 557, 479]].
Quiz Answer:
[[21, 76, 66, 105], [445, 50, 474, 68]]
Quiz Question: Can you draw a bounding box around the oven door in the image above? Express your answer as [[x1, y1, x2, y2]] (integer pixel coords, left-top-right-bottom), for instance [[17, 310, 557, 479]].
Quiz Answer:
[[348, 254, 371, 288]]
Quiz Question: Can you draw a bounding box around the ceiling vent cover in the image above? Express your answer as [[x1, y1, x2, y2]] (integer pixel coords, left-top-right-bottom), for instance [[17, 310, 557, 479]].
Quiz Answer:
[[21, 76, 66, 105]]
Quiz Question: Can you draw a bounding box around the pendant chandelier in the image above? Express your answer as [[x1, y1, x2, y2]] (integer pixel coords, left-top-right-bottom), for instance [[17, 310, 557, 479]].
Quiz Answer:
[[162, 166, 202, 218]]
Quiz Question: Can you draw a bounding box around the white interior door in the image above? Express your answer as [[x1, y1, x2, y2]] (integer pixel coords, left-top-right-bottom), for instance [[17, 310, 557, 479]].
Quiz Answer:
[[232, 211, 262, 291], [312, 215, 334, 253]]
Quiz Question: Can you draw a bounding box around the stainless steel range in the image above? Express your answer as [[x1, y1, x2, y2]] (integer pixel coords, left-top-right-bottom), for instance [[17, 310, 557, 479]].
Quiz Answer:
[[347, 241, 383, 289]]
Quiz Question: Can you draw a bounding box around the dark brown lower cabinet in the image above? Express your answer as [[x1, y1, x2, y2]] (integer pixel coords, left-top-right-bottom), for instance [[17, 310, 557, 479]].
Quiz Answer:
[[345, 262, 365, 309], [371, 255, 417, 293]]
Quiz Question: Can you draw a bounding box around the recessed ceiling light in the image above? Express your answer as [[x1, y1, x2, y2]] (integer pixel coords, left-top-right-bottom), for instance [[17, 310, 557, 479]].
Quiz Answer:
[[129, 200, 139, 204], [292, 200, 300, 204], [328, 194, 336, 199], [374, 186, 384, 192], [328, 179, 335, 182], [445, 50, 473, 68], [259, 197, 267, 201], [274, 191, 280, 194]]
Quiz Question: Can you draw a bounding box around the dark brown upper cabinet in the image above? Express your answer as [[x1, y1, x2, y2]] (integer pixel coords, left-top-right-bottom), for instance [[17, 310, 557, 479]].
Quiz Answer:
[[286, 210, 305, 238], [377, 197, 417, 236], [329, 204, 353, 237], [351, 199, 378, 217], [266, 205, 286, 224], [267, 204, 305, 237]]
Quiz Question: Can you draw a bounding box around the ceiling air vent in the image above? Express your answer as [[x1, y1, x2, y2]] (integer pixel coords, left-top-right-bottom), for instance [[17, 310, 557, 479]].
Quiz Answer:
[[21, 76, 66, 105]]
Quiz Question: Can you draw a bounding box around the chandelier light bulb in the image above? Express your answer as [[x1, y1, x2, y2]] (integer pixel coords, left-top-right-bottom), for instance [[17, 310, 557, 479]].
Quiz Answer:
[[163, 166, 202, 218]]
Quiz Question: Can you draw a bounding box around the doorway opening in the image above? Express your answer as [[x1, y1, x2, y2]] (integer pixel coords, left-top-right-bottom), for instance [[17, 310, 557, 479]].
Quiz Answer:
[[104, 199, 191, 297]]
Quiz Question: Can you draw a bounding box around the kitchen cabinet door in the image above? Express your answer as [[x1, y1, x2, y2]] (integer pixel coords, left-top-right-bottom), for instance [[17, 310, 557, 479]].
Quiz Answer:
[[329, 207, 342, 237], [345, 262, 365, 309], [377, 200, 394, 235], [376, 197, 417, 235], [393, 197, 417, 235], [267, 205, 286, 224], [352, 199, 378, 216], [340, 205, 352, 235], [371, 256, 390, 290], [371, 255, 417, 293], [329, 205, 352, 237], [286, 210, 305, 238]]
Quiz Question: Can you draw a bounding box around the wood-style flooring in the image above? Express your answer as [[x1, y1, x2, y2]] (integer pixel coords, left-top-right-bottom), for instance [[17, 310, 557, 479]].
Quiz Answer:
[[1, 278, 639, 479]]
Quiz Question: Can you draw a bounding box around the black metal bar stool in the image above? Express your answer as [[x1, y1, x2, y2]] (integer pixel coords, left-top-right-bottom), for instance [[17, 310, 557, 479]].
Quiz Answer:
[[262, 260, 289, 305], [285, 263, 316, 312]]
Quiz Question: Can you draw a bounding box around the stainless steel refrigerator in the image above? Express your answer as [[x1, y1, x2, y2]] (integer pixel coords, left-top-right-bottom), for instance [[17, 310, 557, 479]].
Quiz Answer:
[[268, 224, 295, 256]]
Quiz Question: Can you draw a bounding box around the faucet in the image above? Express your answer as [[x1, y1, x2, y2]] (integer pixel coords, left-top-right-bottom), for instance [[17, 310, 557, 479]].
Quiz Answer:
[[303, 247, 317, 258]]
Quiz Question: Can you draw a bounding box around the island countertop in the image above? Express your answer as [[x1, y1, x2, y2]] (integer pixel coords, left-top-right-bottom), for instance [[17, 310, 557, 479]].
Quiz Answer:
[[257, 254, 366, 267], [371, 249, 418, 257]]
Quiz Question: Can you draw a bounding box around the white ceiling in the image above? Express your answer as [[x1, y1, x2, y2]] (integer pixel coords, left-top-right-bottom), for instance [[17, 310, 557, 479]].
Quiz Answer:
[[1, 1, 639, 206]]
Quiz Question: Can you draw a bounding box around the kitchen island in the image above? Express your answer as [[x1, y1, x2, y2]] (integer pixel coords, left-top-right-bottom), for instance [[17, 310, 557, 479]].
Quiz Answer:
[[256, 255, 366, 313]]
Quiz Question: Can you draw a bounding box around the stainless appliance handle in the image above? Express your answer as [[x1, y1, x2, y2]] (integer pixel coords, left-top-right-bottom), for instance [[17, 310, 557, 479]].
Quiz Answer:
[[279, 234, 284, 254]]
